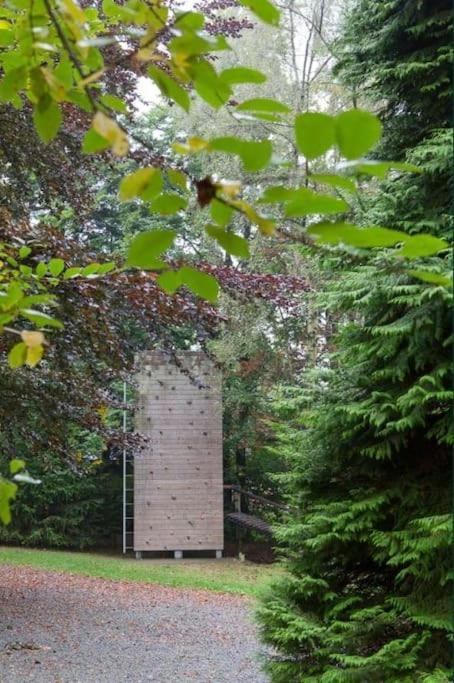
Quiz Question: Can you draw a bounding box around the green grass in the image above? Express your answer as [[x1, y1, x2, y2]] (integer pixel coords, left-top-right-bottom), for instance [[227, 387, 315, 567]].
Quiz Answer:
[[0, 546, 282, 597]]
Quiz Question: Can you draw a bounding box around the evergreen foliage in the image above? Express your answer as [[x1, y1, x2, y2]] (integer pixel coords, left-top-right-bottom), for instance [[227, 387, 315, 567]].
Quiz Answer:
[[257, 0, 453, 680], [0, 452, 121, 550]]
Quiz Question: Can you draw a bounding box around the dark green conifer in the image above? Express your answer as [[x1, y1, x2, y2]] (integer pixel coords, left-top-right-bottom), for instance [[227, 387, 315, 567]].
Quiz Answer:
[[257, 1, 452, 680]]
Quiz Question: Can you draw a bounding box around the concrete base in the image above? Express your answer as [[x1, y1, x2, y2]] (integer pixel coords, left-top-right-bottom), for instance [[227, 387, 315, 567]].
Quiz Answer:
[[135, 551, 142, 560], [215, 550, 223, 559], [174, 550, 183, 559]]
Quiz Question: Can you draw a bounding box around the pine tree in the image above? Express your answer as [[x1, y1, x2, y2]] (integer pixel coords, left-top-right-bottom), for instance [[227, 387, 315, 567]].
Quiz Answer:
[[257, 1, 452, 680]]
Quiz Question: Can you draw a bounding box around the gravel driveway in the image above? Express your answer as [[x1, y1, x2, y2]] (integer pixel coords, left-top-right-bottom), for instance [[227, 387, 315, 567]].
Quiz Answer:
[[0, 566, 269, 683]]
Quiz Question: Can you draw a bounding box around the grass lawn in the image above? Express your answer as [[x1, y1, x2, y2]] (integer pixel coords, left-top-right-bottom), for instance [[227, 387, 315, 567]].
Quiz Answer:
[[0, 546, 282, 597]]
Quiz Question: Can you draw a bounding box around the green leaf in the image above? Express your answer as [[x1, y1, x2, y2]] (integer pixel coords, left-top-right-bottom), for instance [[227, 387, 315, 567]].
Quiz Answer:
[[259, 186, 296, 203], [33, 95, 62, 143], [407, 270, 452, 287], [179, 266, 219, 302], [310, 174, 357, 193], [0, 313, 14, 326], [156, 270, 182, 295], [345, 160, 422, 178], [167, 168, 188, 190], [99, 93, 127, 113], [127, 230, 176, 269], [8, 341, 27, 368], [238, 0, 280, 26], [1, 282, 23, 309], [18, 246, 31, 259], [336, 110, 382, 160], [119, 168, 162, 201], [236, 98, 290, 114], [399, 235, 449, 258], [211, 199, 234, 227], [211, 137, 272, 172], [220, 67, 266, 85], [191, 60, 231, 108], [174, 11, 205, 30], [9, 459, 25, 475], [82, 128, 110, 154], [48, 258, 65, 276], [35, 262, 47, 277], [148, 66, 190, 112], [295, 113, 336, 160], [307, 222, 406, 247], [0, 29, 14, 47], [21, 309, 64, 329], [54, 59, 73, 89], [284, 190, 349, 216], [205, 225, 250, 258], [151, 193, 187, 215], [97, 262, 116, 275], [81, 263, 101, 276], [18, 294, 56, 308], [63, 267, 82, 279], [0, 478, 17, 524]]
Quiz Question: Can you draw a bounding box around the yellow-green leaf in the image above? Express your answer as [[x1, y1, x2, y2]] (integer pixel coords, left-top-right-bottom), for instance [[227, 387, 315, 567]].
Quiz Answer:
[[336, 110, 382, 160], [220, 67, 266, 85], [8, 342, 27, 368], [238, 0, 280, 26], [211, 137, 272, 172], [26, 344, 44, 367], [127, 230, 176, 269], [99, 93, 127, 113], [205, 225, 250, 258], [148, 65, 190, 112], [399, 234, 449, 258], [167, 168, 187, 190], [9, 459, 25, 475], [92, 111, 129, 156], [156, 270, 182, 295], [310, 174, 357, 193], [236, 98, 290, 114], [0, 478, 17, 524], [82, 128, 110, 154], [119, 168, 162, 201], [211, 199, 233, 227], [48, 258, 65, 276], [33, 94, 62, 144], [179, 266, 219, 302], [295, 113, 336, 160], [284, 190, 349, 216], [407, 270, 452, 287], [307, 222, 406, 247], [151, 193, 187, 215]]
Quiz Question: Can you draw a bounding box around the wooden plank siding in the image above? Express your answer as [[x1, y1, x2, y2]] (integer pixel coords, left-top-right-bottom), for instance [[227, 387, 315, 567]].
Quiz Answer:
[[133, 351, 224, 552]]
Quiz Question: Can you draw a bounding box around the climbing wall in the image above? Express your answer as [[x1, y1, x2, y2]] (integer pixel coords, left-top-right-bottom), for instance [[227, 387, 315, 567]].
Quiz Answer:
[[134, 351, 223, 553]]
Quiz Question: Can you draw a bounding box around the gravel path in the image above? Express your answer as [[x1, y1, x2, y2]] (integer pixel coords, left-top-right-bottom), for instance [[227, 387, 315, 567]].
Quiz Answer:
[[0, 566, 269, 683]]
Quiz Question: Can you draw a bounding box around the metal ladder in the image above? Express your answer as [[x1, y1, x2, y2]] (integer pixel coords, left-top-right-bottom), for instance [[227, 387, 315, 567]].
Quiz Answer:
[[122, 381, 134, 554]]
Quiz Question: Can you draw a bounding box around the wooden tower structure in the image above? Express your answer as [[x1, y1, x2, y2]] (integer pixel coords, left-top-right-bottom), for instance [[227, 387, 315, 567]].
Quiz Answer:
[[133, 351, 223, 558]]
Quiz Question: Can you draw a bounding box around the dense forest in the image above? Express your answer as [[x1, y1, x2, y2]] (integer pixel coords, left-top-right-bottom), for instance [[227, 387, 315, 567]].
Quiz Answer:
[[0, 0, 451, 681]]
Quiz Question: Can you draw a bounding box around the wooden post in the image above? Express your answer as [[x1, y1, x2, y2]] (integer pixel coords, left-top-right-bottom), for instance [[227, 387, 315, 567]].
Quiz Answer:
[[232, 488, 243, 558]]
